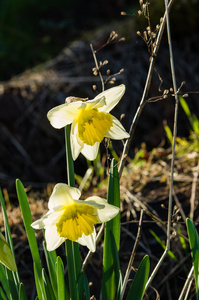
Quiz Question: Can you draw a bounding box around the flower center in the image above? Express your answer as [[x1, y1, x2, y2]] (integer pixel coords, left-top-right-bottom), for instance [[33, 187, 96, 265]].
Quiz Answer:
[[56, 203, 99, 241], [77, 109, 112, 146]]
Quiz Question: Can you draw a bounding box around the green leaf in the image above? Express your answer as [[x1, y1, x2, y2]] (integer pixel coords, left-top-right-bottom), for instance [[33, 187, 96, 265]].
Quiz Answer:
[[34, 262, 46, 300], [77, 271, 90, 300], [65, 240, 78, 300], [102, 158, 121, 300], [179, 96, 199, 133], [110, 232, 122, 300], [43, 241, 58, 297], [150, 230, 178, 263], [126, 255, 150, 300], [186, 218, 199, 296], [164, 124, 173, 145], [0, 189, 19, 288], [56, 256, 69, 300], [83, 272, 90, 300], [0, 232, 17, 272], [0, 263, 10, 298], [19, 283, 28, 300], [5, 268, 19, 300], [16, 179, 46, 300], [42, 268, 56, 300], [0, 286, 7, 300]]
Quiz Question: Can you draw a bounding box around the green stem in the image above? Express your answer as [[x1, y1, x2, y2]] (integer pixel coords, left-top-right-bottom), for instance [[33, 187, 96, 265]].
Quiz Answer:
[[65, 240, 78, 300], [64, 125, 81, 296], [65, 125, 75, 187]]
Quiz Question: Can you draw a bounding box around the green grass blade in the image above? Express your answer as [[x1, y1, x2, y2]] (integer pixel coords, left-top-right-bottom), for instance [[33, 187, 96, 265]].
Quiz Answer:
[[150, 230, 178, 262], [102, 158, 121, 300], [56, 256, 69, 300], [179, 96, 199, 133], [126, 255, 150, 300], [42, 268, 56, 300], [16, 179, 46, 300], [43, 241, 58, 297], [186, 218, 199, 296], [19, 283, 28, 300], [164, 124, 173, 145]]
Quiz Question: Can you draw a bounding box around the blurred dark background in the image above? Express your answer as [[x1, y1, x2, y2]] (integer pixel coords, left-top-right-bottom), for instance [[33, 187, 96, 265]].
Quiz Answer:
[[1, 0, 199, 81], [0, 0, 199, 191]]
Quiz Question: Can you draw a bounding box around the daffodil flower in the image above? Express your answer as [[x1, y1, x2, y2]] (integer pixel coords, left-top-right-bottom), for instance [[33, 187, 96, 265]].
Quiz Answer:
[[31, 183, 119, 252], [47, 84, 129, 160]]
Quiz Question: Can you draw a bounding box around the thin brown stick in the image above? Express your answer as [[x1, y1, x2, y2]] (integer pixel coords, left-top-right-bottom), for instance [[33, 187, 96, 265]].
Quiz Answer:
[[118, 0, 175, 178], [121, 209, 144, 299], [190, 159, 199, 221], [146, 0, 180, 289]]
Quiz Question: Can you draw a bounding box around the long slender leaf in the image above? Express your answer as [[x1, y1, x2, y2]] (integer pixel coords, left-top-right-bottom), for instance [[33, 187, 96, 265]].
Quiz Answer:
[[126, 255, 150, 300], [102, 158, 121, 300], [0, 286, 7, 300], [43, 241, 58, 298], [34, 263, 44, 300], [16, 179, 46, 300], [65, 240, 78, 300], [186, 218, 199, 298], [0, 232, 17, 272], [83, 272, 90, 300], [0, 189, 19, 289], [78, 271, 90, 300], [110, 232, 122, 300], [56, 256, 69, 300], [5, 268, 19, 300], [0, 263, 10, 298], [19, 283, 28, 300], [42, 268, 56, 300], [150, 230, 178, 262]]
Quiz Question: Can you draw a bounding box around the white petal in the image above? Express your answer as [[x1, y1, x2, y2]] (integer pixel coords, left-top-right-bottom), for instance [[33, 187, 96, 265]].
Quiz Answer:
[[95, 84, 125, 113], [47, 101, 84, 129], [45, 225, 66, 251], [48, 183, 81, 210], [105, 116, 130, 140], [74, 199, 104, 209], [85, 96, 106, 110], [70, 121, 84, 160], [31, 209, 64, 229], [85, 196, 120, 223], [81, 142, 100, 161], [77, 230, 96, 252]]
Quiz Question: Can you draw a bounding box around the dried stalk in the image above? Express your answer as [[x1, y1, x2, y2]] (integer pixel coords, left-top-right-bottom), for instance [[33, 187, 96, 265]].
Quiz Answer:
[[118, 0, 175, 178], [178, 266, 194, 300], [121, 209, 144, 299], [146, 0, 180, 290]]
